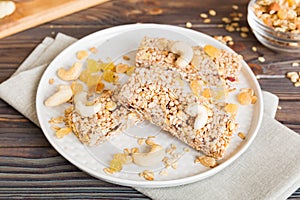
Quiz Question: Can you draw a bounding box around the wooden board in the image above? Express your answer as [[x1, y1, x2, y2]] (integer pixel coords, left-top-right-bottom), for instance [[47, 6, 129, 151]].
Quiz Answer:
[[0, 0, 109, 39]]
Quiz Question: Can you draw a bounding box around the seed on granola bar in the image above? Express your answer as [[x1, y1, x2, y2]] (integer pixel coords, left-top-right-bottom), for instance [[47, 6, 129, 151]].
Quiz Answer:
[[105, 101, 117, 111], [203, 45, 220, 58]]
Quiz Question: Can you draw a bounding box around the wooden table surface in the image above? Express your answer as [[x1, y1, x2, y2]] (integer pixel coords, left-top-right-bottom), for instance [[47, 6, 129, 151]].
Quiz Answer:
[[0, 0, 299, 199]]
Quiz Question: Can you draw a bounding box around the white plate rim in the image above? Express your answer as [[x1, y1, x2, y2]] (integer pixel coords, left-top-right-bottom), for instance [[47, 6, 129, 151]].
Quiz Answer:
[[36, 23, 263, 188]]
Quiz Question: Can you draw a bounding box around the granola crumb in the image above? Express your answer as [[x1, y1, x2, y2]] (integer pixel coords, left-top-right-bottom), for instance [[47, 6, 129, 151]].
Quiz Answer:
[[186, 21, 193, 28], [183, 147, 190, 152], [203, 18, 211, 23], [159, 169, 169, 176], [292, 62, 299, 67], [200, 13, 208, 18], [137, 138, 145, 145], [277, 105, 282, 110], [238, 132, 246, 140], [240, 32, 248, 38], [123, 55, 130, 61], [48, 78, 54, 84], [232, 5, 239, 10], [89, 47, 97, 53], [208, 9, 216, 16], [139, 170, 154, 181], [252, 46, 257, 52], [258, 56, 265, 63]]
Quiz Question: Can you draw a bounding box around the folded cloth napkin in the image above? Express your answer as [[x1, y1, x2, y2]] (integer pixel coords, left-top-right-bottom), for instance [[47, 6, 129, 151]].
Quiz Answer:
[[0, 33, 299, 200]]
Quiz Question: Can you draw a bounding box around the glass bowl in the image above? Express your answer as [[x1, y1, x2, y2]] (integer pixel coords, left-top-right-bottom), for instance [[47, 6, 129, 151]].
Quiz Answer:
[[247, 0, 300, 53]]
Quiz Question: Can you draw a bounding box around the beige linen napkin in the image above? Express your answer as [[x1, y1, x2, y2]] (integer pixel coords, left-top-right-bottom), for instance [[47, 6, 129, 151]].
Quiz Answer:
[[0, 33, 299, 200]]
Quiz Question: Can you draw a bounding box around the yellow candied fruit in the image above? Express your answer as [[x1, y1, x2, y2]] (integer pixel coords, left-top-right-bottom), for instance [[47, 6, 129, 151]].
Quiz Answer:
[[55, 127, 72, 139], [202, 88, 211, 98], [71, 81, 84, 94], [103, 70, 118, 83], [237, 91, 252, 105], [100, 62, 115, 72], [225, 103, 239, 115], [109, 153, 130, 172], [79, 69, 92, 83], [86, 74, 102, 87], [76, 50, 89, 60], [126, 66, 136, 76], [203, 45, 221, 58], [87, 59, 101, 72], [190, 80, 202, 97]]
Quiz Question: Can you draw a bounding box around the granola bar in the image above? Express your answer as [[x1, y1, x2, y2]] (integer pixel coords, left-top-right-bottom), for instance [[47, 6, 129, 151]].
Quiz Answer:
[[65, 90, 142, 145], [135, 36, 242, 91], [118, 67, 237, 159]]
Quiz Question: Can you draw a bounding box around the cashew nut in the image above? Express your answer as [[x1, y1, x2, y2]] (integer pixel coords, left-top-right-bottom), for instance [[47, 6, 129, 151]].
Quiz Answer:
[[169, 41, 194, 68], [132, 144, 164, 167], [193, 105, 208, 130], [44, 85, 73, 107], [57, 62, 83, 81], [74, 91, 101, 117], [186, 103, 203, 117], [0, 1, 15, 19]]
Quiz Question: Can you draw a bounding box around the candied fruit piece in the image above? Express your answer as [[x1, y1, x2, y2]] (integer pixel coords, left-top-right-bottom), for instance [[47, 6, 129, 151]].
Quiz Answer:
[[225, 103, 239, 115], [190, 80, 202, 97], [237, 91, 252, 105], [202, 88, 211, 98], [203, 45, 221, 58], [103, 70, 118, 82], [86, 74, 101, 87], [100, 62, 115, 72], [71, 81, 84, 94], [87, 59, 101, 72], [79, 69, 92, 83]]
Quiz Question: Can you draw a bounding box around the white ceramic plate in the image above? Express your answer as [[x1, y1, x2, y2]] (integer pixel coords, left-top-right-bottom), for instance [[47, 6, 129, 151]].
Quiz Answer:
[[36, 24, 263, 188]]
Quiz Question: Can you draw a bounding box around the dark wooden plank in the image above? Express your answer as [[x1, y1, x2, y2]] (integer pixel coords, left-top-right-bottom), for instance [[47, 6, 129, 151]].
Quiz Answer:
[[0, 0, 299, 199]]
